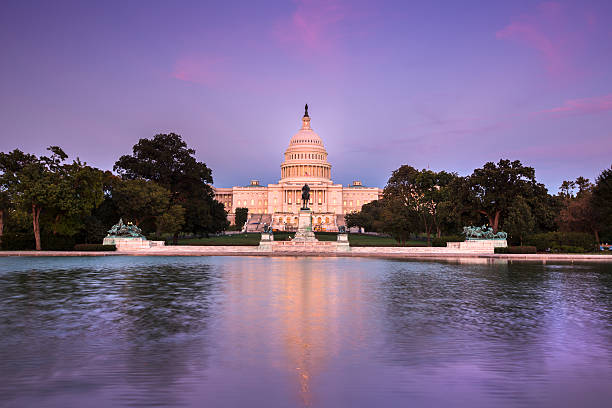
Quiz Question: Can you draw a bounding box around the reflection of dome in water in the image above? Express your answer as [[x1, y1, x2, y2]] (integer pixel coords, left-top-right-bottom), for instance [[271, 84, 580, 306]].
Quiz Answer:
[[281, 104, 332, 183]]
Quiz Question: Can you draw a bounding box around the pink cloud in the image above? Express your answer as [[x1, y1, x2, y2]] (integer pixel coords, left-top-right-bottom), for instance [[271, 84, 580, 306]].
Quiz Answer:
[[496, 2, 591, 75], [539, 94, 612, 116], [171, 56, 228, 86], [272, 0, 372, 60]]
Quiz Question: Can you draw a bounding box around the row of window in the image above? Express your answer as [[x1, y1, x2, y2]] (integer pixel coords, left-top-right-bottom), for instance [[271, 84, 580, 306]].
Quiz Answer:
[[276, 216, 332, 224], [288, 153, 324, 160], [292, 139, 321, 145], [232, 199, 372, 207], [235, 199, 268, 206]]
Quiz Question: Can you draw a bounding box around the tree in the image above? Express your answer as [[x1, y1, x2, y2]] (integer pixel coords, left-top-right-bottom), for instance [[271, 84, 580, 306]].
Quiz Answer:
[[381, 200, 418, 245], [182, 196, 228, 236], [382, 166, 422, 244], [111, 179, 170, 226], [466, 159, 543, 233], [114, 133, 227, 240], [558, 190, 599, 242], [235, 207, 249, 230], [530, 189, 562, 233], [559, 180, 577, 199], [0, 150, 37, 246], [0, 147, 104, 250], [0, 191, 10, 245], [345, 199, 386, 232], [382, 165, 457, 245], [504, 196, 535, 245], [47, 158, 105, 236], [156, 204, 186, 237], [592, 166, 612, 241]]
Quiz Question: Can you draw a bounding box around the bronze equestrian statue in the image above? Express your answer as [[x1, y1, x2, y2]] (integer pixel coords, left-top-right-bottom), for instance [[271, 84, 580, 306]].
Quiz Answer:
[[301, 184, 310, 210]]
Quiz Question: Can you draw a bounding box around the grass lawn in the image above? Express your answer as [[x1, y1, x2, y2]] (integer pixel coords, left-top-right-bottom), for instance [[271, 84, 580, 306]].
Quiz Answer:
[[176, 233, 261, 246], [175, 232, 425, 247], [346, 234, 426, 247]]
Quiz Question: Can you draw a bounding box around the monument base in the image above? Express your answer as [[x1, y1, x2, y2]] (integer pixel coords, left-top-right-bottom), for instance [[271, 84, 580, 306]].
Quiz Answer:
[[336, 233, 350, 252], [103, 236, 165, 251], [446, 239, 507, 251], [259, 232, 274, 251], [293, 209, 318, 242]]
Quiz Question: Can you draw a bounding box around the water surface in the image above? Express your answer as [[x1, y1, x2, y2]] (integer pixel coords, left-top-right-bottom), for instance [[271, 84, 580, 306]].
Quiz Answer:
[[1, 256, 611, 407]]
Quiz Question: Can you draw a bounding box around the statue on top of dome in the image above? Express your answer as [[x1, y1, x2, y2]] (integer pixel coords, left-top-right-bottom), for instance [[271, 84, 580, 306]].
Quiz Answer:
[[304, 104, 309, 117]]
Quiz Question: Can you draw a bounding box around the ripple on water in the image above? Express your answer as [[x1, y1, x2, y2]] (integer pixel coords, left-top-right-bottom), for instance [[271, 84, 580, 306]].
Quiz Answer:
[[0, 256, 611, 407]]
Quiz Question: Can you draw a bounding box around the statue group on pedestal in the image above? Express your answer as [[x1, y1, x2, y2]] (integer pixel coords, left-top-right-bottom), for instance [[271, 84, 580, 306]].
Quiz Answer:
[[106, 218, 144, 238], [463, 225, 507, 240]]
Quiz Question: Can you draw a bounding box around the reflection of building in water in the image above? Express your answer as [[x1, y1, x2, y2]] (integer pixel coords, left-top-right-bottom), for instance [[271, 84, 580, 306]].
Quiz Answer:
[[220, 259, 368, 406], [214, 106, 383, 231]]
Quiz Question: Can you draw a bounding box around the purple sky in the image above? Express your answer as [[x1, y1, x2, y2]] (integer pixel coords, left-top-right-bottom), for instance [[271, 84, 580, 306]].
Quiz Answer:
[[1, 0, 611, 191]]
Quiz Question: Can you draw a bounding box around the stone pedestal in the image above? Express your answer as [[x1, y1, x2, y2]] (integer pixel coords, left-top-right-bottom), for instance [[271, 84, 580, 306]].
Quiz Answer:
[[102, 236, 165, 251], [446, 239, 507, 251], [258, 232, 274, 251], [293, 210, 318, 242], [336, 233, 350, 252]]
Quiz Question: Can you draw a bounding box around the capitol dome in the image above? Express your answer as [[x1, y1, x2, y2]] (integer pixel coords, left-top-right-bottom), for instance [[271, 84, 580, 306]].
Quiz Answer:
[[280, 105, 332, 183]]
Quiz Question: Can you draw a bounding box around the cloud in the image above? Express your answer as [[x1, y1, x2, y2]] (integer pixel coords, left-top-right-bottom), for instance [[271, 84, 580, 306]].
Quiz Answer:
[[273, 0, 346, 55], [496, 2, 591, 75], [271, 0, 374, 62], [539, 94, 612, 116], [171, 55, 228, 86]]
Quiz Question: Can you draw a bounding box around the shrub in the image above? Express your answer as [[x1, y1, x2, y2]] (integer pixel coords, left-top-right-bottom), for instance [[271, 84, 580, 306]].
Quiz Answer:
[[0, 232, 35, 250], [551, 245, 586, 253], [495, 246, 537, 254], [431, 235, 463, 247], [41, 234, 78, 251], [525, 232, 596, 252], [74, 244, 116, 251]]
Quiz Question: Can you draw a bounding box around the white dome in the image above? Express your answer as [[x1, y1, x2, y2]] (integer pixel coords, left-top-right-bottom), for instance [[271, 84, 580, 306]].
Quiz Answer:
[[280, 108, 332, 183], [288, 128, 324, 147]]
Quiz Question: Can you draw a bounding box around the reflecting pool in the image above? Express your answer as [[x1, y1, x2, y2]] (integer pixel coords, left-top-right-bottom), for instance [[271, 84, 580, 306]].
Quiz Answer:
[[1, 256, 611, 407]]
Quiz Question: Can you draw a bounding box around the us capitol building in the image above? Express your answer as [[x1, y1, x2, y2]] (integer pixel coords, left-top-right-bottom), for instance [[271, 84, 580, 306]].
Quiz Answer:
[[214, 105, 382, 231]]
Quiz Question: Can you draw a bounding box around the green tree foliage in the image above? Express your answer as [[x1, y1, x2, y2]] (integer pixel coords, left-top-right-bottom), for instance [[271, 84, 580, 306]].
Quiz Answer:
[[504, 195, 535, 245], [465, 159, 545, 233], [114, 133, 227, 238], [0, 147, 103, 250], [382, 165, 458, 245], [0, 191, 10, 245], [345, 199, 386, 232], [111, 179, 170, 226], [381, 200, 417, 244], [183, 197, 228, 236], [557, 177, 600, 242], [592, 166, 612, 241], [235, 207, 249, 230], [382, 166, 421, 244], [530, 192, 562, 233], [156, 204, 186, 237], [559, 180, 576, 199]]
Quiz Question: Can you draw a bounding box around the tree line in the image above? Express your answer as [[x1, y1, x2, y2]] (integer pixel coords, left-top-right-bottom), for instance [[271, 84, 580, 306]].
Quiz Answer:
[[0, 133, 228, 250], [346, 159, 612, 248]]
